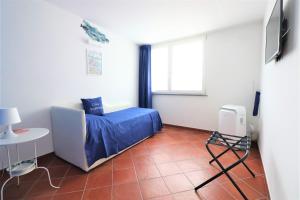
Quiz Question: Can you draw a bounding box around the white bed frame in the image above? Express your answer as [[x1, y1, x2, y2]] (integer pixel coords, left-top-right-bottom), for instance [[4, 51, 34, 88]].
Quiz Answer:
[[51, 103, 147, 172]]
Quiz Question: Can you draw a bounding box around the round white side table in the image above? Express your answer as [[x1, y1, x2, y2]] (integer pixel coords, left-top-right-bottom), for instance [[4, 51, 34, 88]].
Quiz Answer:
[[0, 128, 59, 200]]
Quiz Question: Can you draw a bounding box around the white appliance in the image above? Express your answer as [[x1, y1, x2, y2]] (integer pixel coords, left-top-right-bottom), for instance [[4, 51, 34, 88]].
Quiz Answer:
[[218, 105, 246, 137]]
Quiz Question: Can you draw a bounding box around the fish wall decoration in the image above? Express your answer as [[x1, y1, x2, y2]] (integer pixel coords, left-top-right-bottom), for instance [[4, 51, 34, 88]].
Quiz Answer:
[[81, 20, 109, 44]]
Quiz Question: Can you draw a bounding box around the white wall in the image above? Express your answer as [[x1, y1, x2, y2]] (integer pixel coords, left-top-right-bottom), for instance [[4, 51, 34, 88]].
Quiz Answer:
[[1, 0, 138, 165], [259, 0, 299, 199], [0, 0, 2, 106], [153, 22, 262, 132]]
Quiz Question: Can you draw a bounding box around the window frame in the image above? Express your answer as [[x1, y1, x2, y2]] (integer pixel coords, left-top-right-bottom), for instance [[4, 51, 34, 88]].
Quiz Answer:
[[151, 35, 207, 96]]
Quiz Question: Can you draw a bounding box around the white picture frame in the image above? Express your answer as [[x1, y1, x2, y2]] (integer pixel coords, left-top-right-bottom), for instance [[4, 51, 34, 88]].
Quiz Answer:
[[86, 48, 102, 75]]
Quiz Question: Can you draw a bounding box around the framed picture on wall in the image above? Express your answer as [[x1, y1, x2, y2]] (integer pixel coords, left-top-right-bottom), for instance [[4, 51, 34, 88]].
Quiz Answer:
[[86, 48, 102, 75]]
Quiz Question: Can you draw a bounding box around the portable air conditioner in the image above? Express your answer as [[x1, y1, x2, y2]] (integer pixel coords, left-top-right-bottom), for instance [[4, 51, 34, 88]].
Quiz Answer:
[[218, 105, 246, 137]]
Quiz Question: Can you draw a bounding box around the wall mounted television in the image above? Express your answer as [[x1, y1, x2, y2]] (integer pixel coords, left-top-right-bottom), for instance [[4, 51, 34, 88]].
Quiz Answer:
[[265, 0, 284, 64]]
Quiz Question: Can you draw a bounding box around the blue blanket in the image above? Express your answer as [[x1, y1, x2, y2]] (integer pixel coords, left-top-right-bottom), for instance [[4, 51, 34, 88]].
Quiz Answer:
[[85, 107, 162, 166]]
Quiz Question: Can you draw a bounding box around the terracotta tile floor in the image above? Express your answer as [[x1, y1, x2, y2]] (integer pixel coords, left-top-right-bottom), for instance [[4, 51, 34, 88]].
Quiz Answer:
[[0, 126, 270, 200]]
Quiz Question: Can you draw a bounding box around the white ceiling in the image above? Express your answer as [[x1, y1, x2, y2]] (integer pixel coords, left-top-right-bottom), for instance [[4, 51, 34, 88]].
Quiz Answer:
[[46, 0, 269, 44]]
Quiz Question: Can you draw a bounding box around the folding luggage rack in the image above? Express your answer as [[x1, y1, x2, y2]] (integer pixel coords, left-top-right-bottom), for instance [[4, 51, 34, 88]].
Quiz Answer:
[[195, 131, 255, 200]]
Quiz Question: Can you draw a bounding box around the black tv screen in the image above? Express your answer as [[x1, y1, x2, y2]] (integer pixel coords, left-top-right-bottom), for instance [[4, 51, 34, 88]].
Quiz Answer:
[[265, 0, 282, 64]]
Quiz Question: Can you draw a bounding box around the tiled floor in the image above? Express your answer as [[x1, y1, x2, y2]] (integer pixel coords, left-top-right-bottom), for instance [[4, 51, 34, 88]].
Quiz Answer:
[[0, 126, 270, 200]]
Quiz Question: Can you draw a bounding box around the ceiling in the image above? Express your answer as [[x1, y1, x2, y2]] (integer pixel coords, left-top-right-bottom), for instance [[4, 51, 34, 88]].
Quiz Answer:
[[46, 0, 269, 44]]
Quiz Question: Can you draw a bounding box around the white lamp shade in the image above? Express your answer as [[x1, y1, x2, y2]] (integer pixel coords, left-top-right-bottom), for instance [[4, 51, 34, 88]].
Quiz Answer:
[[0, 107, 21, 125]]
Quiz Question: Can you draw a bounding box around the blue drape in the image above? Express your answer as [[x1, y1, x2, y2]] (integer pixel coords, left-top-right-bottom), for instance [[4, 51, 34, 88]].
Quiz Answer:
[[139, 45, 152, 108], [253, 91, 260, 116]]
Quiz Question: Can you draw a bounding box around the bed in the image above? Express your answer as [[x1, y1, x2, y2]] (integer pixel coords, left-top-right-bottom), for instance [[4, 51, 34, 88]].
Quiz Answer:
[[51, 103, 162, 172]]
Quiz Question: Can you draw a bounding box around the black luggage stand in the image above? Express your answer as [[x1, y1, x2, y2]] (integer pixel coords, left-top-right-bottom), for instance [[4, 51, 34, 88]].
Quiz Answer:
[[194, 131, 255, 200]]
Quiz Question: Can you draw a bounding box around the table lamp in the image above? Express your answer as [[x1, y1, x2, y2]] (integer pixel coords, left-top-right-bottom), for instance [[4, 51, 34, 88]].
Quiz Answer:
[[0, 107, 21, 139]]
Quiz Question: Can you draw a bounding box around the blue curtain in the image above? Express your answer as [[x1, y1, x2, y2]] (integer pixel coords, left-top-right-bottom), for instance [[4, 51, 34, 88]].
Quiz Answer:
[[138, 45, 152, 108], [253, 91, 260, 116]]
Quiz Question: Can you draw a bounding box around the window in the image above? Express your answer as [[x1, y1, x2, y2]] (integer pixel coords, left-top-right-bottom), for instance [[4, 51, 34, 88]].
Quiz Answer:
[[151, 36, 206, 95]]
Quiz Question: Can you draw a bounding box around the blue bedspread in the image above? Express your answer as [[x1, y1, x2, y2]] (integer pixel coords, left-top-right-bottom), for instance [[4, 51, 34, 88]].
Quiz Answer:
[[85, 107, 162, 166]]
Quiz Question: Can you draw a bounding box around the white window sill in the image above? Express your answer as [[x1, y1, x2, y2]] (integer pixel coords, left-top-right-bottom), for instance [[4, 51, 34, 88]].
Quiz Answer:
[[152, 91, 207, 96]]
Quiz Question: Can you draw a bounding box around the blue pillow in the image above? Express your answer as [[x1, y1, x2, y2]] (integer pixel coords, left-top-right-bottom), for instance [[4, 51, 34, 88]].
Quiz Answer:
[[81, 97, 104, 116]]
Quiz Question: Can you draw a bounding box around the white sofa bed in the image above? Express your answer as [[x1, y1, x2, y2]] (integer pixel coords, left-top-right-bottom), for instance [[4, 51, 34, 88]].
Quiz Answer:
[[51, 103, 149, 172]]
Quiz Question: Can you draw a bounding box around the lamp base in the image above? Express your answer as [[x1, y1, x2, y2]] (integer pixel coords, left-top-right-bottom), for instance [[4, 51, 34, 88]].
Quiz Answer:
[[0, 128, 18, 139]]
